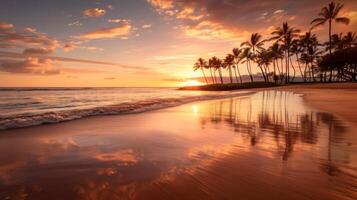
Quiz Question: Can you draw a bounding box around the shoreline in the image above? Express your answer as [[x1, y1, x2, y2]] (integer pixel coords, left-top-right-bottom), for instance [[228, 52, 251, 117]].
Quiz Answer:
[[1, 82, 356, 130], [0, 91, 256, 131]]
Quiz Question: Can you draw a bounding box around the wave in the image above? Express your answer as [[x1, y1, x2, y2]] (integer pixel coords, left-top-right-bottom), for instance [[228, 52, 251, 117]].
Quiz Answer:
[[0, 87, 94, 92], [0, 91, 253, 130]]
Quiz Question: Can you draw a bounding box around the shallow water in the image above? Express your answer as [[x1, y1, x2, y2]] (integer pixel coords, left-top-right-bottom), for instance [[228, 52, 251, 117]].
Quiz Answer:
[[0, 87, 247, 130], [0, 91, 356, 200]]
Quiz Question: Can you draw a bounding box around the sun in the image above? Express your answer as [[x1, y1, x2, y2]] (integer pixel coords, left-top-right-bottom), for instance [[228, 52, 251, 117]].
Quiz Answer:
[[183, 80, 203, 87]]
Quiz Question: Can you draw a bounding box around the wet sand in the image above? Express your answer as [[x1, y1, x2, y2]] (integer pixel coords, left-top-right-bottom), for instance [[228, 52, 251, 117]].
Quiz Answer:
[[274, 83, 357, 125], [1, 90, 357, 200]]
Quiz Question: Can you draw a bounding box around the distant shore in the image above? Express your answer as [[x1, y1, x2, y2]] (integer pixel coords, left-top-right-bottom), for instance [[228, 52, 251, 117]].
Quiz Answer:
[[179, 81, 357, 91]]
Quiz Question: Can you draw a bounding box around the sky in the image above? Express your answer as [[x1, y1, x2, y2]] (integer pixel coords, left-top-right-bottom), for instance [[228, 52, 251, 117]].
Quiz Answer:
[[0, 0, 356, 87]]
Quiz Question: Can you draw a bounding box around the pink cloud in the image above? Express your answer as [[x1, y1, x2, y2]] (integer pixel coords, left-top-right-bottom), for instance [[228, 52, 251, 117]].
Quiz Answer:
[[83, 8, 106, 17], [75, 24, 132, 40]]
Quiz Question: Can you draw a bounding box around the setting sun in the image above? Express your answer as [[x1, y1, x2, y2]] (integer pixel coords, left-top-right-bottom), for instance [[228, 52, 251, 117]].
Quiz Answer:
[[183, 80, 203, 87]]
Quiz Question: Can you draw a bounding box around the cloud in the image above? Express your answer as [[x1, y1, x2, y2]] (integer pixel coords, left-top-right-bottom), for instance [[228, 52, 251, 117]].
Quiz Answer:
[[0, 57, 60, 75], [108, 18, 130, 24], [68, 21, 82, 26], [23, 48, 53, 55], [63, 43, 103, 52], [0, 22, 60, 51], [0, 51, 148, 70], [75, 24, 132, 40], [146, 0, 357, 41], [83, 8, 106, 17], [142, 24, 152, 29], [273, 9, 285, 14]]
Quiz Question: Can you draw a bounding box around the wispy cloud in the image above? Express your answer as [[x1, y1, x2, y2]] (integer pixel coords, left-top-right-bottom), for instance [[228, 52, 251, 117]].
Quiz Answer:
[[74, 24, 132, 40], [142, 24, 152, 29], [0, 51, 148, 75], [0, 22, 59, 51], [68, 21, 82, 26], [83, 8, 106, 18], [108, 18, 130, 24]]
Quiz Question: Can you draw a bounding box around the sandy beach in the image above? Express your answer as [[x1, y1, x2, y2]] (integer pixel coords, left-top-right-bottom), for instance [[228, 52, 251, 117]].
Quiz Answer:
[[1, 85, 357, 200]]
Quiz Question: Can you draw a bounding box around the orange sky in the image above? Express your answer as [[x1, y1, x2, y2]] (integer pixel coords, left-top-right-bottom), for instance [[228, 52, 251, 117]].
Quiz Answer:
[[0, 0, 356, 87]]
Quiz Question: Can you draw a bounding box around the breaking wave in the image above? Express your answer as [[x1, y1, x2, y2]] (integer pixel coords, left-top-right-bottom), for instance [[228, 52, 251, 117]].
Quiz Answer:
[[0, 91, 253, 130]]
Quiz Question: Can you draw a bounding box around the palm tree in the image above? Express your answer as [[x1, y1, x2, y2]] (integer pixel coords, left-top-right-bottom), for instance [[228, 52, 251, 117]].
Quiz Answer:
[[232, 48, 243, 83], [271, 22, 300, 83], [193, 58, 208, 84], [268, 43, 284, 83], [240, 48, 254, 82], [209, 58, 218, 84], [241, 33, 265, 55], [311, 1, 350, 55], [224, 54, 235, 83], [290, 39, 305, 82], [205, 60, 214, 84], [329, 33, 344, 51], [212, 57, 224, 84], [256, 49, 273, 82], [299, 32, 320, 82], [343, 32, 357, 48]]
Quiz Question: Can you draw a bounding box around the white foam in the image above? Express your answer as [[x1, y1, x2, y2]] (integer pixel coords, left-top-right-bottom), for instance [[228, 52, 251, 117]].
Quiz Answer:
[[0, 91, 253, 130]]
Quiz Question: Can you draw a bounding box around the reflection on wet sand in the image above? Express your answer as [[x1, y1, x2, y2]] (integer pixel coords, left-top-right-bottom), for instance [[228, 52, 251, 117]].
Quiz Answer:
[[0, 91, 357, 200]]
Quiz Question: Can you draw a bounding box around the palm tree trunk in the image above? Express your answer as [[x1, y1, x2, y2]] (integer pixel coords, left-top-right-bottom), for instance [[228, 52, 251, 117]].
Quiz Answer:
[[289, 57, 296, 83], [213, 70, 218, 84], [296, 54, 305, 82], [329, 20, 332, 55], [209, 68, 214, 84], [328, 19, 333, 82], [248, 60, 253, 82], [286, 50, 289, 84], [201, 68, 208, 84], [259, 66, 267, 82], [233, 66, 239, 83], [236, 64, 242, 83], [218, 68, 224, 84], [228, 66, 233, 83]]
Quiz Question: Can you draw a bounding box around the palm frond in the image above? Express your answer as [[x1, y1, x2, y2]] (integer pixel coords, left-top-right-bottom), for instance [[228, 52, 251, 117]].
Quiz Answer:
[[335, 17, 350, 25], [310, 18, 326, 25]]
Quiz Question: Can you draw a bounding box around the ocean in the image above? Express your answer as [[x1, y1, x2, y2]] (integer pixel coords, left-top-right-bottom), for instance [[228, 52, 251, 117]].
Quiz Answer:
[[0, 87, 248, 130]]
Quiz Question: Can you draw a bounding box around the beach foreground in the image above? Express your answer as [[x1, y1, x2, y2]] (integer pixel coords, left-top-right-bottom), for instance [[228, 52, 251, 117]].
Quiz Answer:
[[1, 88, 357, 200]]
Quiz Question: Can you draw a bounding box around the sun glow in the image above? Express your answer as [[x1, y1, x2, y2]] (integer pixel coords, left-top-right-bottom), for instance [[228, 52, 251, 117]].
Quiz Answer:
[[183, 80, 203, 87]]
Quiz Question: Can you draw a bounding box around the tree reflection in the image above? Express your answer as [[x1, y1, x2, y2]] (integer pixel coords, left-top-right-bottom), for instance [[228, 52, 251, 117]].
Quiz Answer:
[[200, 91, 347, 167]]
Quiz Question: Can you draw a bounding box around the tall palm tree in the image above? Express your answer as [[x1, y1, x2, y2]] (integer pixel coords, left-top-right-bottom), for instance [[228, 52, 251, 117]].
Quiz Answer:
[[268, 43, 284, 83], [205, 60, 214, 84], [299, 31, 320, 82], [232, 48, 243, 83], [240, 48, 254, 82], [343, 31, 357, 48], [290, 39, 305, 82], [209, 58, 216, 84], [224, 54, 235, 83], [193, 58, 208, 84], [311, 1, 350, 55], [271, 22, 300, 83], [212, 56, 224, 84]]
